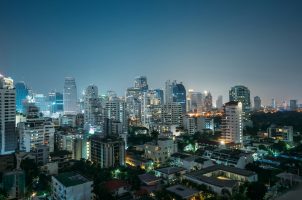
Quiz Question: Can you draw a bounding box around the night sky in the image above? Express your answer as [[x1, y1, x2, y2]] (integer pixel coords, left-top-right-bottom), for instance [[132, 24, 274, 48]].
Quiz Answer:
[[1, 0, 302, 105]]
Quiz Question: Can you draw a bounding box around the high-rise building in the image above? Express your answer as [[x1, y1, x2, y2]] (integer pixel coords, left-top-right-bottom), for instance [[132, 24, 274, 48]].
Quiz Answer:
[[289, 100, 298, 111], [161, 103, 183, 126], [18, 104, 55, 152], [254, 96, 261, 111], [221, 101, 243, 144], [15, 82, 29, 113], [187, 90, 203, 113], [48, 91, 63, 113], [165, 80, 174, 104], [84, 85, 102, 129], [229, 85, 251, 120], [216, 95, 223, 109], [271, 98, 276, 109], [172, 82, 186, 113], [0, 74, 17, 155], [90, 135, 125, 168], [63, 77, 78, 114], [134, 76, 148, 92], [154, 89, 164, 105], [203, 91, 212, 112], [105, 97, 127, 133]]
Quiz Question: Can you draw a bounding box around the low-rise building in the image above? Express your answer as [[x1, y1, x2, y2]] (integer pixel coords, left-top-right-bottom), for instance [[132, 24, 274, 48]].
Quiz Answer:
[[166, 184, 199, 200], [170, 153, 214, 171], [144, 138, 177, 165], [184, 165, 257, 195], [0, 170, 25, 200], [268, 125, 293, 142], [51, 172, 93, 200], [104, 180, 130, 197], [154, 166, 186, 183], [202, 149, 254, 169]]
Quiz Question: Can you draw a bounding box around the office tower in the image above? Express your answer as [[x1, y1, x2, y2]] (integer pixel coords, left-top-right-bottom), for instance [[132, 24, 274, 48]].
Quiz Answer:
[[271, 98, 276, 109], [15, 82, 29, 113], [229, 85, 251, 120], [18, 104, 55, 152], [154, 89, 164, 105], [0, 74, 17, 155], [289, 100, 298, 111], [48, 91, 64, 114], [33, 93, 49, 116], [84, 85, 102, 129], [134, 76, 148, 92], [172, 82, 186, 113], [126, 87, 142, 121], [161, 103, 183, 126], [187, 90, 203, 113], [254, 96, 261, 111], [165, 80, 174, 104], [203, 91, 212, 112], [221, 101, 243, 144], [216, 95, 223, 109], [90, 135, 125, 168], [105, 97, 127, 133], [63, 77, 78, 114]]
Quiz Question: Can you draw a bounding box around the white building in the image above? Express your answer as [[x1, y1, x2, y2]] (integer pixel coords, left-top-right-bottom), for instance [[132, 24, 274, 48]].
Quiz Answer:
[[183, 115, 214, 134], [51, 172, 93, 200], [0, 74, 17, 155], [105, 97, 127, 133], [19, 106, 55, 152], [221, 101, 243, 144], [143, 138, 177, 165], [84, 85, 102, 130]]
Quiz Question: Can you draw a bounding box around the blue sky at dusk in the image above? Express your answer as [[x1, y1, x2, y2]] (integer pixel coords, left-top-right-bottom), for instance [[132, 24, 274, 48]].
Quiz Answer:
[[1, 0, 302, 105]]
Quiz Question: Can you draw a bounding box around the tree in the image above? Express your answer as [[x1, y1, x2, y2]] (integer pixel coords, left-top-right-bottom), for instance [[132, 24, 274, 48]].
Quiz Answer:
[[246, 182, 267, 200]]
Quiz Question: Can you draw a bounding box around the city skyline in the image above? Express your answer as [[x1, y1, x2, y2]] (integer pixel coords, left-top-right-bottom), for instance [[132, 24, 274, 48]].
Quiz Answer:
[[1, 0, 302, 104]]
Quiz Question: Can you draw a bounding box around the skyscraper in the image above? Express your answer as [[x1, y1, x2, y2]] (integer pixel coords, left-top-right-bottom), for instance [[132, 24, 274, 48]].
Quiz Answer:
[[289, 100, 298, 111], [0, 74, 17, 155], [165, 80, 174, 104], [84, 85, 102, 129], [221, 101, 243, 144], [134, 76, 148, 92], [154, 89, 164, 105], [105, 97, 127, 133], [63, 77, 78, 114], [15, 82, 29, 113], [161, 102, 183, 126], [187, 90, 203, 113], [254, 96, 261, 111], [172, 82, 186, 113], [216, 95, 223, 109], [229, 85, 251, 120], [203, 91, 212, 112]]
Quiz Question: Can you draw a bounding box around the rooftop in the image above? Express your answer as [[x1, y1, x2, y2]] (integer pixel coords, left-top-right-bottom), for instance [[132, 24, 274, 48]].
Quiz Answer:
[[54, 172, 91, 187], [138, 173, 161, 185], [104, 180, 130, 191], [166, 184, 199, 199], [155, 166, 186, 175]]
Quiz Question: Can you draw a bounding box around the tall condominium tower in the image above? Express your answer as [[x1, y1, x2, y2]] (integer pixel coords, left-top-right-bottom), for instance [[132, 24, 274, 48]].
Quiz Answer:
[[15, 82, 29, 113], [84, 85, 102, 128], [229, 85, 251, 120], [63, 77, 78, 114], [203, 91, 212, 112], [0, 74, 17, 155], [254, 96, 261, 111], [165, 80, 186, 113], [221, 101, 243, 144]]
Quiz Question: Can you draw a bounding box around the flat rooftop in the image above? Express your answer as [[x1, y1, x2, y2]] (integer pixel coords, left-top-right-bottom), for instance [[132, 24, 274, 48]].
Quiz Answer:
[[54, 172, 91, 187], [166, 184, 198, 199], [155, 166, 186, 175]]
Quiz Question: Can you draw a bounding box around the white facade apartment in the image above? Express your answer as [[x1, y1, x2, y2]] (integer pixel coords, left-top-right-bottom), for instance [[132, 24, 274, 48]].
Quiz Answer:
[[222, 101, 243, 144], [144, 138, 178, 164], [161, 102, 183, 126], [19, 119, 55, 152], [52, 172, 93, 200]]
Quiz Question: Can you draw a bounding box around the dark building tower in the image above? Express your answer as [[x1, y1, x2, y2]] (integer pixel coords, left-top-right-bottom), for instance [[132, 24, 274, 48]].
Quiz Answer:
[[90, 135, 125, 168], [154, 89, 164, 105], [15, 82, 29, 113], [203, 91, 213, 111], [134, 76, 148, 92], [229, 85, 251, 120], [172, 82, 186, 113], [0, 74, 17, 155], [289, 100, 298, 111], [254, 96, 261, 111]]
